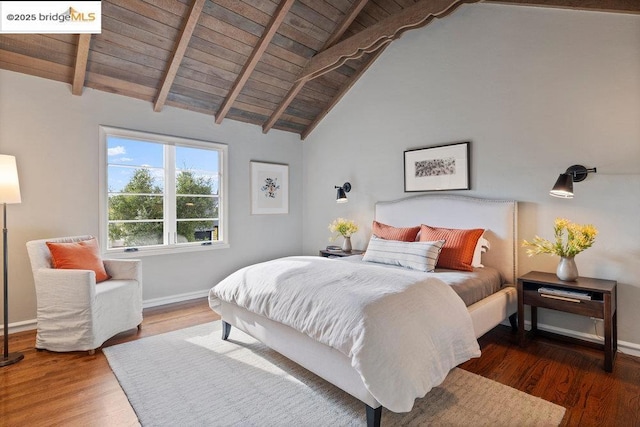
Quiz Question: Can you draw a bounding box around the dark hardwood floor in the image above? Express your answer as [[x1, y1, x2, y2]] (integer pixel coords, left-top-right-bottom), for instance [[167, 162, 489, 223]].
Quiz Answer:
[[1, 299, 220, 426], [1, 298, 639, 426], [462, 326, 640, 426]]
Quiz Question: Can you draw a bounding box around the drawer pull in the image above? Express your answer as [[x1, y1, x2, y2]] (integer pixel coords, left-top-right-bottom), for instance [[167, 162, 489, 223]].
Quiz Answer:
[[540, 293, 582, 303]]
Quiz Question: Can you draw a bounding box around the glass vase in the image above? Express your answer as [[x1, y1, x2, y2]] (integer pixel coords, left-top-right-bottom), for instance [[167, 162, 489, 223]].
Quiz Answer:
[[341, 236, 352, 252], [556, 256, 578, 281]]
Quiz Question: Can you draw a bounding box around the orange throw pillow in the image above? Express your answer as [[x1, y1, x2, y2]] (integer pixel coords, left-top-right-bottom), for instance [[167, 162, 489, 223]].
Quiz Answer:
[[46, 238, 110, 283], [372, 221, 421, 242], [419, 225, 484, 271]]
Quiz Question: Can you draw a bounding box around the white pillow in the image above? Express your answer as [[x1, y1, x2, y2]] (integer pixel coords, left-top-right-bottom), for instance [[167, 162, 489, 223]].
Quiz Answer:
[[362, 236, 445, 272], [472, 236, 490, 268]]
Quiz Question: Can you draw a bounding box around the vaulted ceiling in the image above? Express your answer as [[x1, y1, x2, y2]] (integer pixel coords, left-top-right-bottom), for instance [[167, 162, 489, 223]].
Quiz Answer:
[[0, 0, 637, 139]]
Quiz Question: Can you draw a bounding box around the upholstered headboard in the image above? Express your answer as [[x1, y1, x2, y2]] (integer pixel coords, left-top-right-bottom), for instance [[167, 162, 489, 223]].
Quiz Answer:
[[375, 195, 518, 285]]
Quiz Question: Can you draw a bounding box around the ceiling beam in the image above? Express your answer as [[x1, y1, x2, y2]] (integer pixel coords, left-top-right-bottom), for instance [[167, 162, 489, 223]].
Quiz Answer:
[[298, 0, 480, 83], [153, 0, 205, 113], [262, 80, 305, 134], [72, 34, 91, 96], [292, 0, 637, 137], [323, 0, 370, 49], [215, 0, 295, 125], [301, 46, 388, 140], [485, 0, 640, 14], [262, 0, 369, 134]]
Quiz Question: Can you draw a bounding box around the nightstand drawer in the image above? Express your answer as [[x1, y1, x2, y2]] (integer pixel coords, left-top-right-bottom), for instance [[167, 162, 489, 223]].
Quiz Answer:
[[522, 290, 603, 318]]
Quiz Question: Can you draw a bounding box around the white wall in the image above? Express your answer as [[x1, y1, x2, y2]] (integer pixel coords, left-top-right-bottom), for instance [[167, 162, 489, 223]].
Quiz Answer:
[[0, 70, 303, 326], [303, 5, 640, 350]]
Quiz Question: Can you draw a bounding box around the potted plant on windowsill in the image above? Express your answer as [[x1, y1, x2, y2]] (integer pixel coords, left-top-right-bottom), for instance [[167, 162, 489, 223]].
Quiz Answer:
[[522, 218, 598, 281]]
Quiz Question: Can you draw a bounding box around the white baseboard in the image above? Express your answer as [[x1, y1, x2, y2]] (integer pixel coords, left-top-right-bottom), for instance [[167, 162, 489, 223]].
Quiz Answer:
[[2, 318, 38, 334], [501, 318, 640, 358], [142, 289, 210, 309], [1, 289, 211, 335]]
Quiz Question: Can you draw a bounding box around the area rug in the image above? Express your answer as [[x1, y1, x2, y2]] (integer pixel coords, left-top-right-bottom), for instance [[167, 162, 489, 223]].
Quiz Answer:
[[104, 321, 566, 426]]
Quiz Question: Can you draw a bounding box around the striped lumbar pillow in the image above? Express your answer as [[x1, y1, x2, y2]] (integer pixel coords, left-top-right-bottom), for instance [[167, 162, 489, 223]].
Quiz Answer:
[[362, 236, 445, 272]]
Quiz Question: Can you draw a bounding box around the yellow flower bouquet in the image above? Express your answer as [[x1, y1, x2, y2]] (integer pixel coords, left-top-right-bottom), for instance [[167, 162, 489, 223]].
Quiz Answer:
[[328, 218, 358, 241], [522, 218, 597, 258]]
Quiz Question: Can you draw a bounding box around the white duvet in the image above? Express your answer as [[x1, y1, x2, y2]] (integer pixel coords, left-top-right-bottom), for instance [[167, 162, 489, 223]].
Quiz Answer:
[[209, 256, 481, 412]]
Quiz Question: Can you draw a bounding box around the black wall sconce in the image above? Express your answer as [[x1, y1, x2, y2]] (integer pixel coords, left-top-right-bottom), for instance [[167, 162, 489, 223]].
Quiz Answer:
[[550, 165, 597, 199], [335, 182, 351, 203]]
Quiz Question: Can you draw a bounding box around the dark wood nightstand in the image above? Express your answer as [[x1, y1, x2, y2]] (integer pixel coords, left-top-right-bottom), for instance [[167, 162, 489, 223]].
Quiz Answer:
[[319, 249, 365, 258], [517, 271, 617, 372]]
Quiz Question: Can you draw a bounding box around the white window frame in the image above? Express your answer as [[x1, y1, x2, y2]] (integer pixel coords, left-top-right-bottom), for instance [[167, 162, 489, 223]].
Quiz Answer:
[[99, 125, 229, 256]]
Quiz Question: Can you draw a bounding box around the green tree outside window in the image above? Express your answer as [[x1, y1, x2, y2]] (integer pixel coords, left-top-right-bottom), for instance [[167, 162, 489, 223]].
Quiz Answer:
[[109, 168, 217, 246]]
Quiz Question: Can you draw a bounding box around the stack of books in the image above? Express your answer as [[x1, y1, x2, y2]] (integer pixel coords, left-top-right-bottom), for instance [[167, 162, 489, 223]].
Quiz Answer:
[[538, 286, 592, 302]]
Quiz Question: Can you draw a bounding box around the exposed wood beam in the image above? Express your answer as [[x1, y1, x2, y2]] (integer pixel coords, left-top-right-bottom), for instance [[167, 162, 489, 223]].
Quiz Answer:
[[262, 81, 305, 134], [153, 0, 205, 113], [262, 0, 369, 134], [299, 0, 638, 139], [323, 0, 370, 49], [485, 0, 640, 14], [301, 46, 389, 140], [298, 0, 480, 82], [72, 34, 91, 96], [215, 0, 295, 124]]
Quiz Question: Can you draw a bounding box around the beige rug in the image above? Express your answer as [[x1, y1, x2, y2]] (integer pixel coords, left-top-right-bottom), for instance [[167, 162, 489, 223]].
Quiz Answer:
[[104, 321, 566, 426]]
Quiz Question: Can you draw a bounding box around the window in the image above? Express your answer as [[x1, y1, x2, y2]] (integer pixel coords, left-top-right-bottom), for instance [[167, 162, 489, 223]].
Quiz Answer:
[[99, 126, 228, 255]]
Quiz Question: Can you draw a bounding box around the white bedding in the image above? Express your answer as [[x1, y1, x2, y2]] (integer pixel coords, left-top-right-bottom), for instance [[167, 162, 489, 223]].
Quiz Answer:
[[209, 255, 481, 412], [340, 255, 503, 306]]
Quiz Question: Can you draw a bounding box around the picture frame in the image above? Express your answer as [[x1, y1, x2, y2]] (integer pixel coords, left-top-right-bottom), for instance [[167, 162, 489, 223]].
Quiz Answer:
[[404, 141, 470, 192], [250, 161, 289, 214]]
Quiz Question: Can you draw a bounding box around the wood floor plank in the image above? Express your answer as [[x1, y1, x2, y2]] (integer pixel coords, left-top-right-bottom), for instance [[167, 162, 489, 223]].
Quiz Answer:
[[2, 299, 639, 426], [461, 326, 640, 426]]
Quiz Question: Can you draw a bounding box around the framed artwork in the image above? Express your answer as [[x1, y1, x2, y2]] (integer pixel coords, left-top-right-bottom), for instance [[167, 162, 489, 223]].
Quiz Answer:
[[250, 161, 289, 214], [404, 141, 470, 192]]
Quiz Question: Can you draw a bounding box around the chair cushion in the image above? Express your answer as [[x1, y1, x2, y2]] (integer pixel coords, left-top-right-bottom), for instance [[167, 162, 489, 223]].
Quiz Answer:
[[46, 238, 110, 283]]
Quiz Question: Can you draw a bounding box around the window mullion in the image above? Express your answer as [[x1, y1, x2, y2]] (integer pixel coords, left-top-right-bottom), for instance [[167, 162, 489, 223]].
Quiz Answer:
[[217, 152, 224, 242], [165, 144, 177, 245]]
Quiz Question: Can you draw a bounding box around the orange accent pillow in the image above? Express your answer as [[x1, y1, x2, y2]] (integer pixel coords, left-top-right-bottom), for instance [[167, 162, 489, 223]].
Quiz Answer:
[[419, 225, 485, 271], [372, 221, 421, 242], [46, 238, 110, 283]]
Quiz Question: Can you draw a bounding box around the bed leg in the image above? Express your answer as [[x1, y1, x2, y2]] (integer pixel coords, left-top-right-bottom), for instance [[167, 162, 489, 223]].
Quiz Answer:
[[366, 405, 382, 427], [508, 313, 517, 332], [222, 321, 231, 340]]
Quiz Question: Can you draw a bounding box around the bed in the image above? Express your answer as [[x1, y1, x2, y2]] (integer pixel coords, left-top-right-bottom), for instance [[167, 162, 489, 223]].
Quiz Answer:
[[209, 195, 518, 426]]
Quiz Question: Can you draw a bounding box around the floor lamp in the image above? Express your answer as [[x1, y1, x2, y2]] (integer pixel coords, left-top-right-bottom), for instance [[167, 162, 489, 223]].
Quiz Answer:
[[0, 155, 23, 367]]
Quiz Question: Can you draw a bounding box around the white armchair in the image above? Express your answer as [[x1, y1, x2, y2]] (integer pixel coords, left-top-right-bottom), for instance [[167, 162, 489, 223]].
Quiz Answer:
[[26, 235, 142, 354]]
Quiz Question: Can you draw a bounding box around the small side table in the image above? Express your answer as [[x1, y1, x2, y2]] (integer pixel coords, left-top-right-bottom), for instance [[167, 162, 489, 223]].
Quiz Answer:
[[517, 271, 617, 372], [319, 249, 364, 258]]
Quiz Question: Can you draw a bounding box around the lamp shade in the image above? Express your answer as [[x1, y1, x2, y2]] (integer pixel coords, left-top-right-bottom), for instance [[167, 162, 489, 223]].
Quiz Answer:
[[549, 173, 573, 198], [336, 187, 348, 203], [335, 182, 351, 203], [0, 155, 21, 204]]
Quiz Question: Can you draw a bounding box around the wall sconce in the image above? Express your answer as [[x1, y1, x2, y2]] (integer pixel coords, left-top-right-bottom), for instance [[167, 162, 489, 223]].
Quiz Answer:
[[335, 182, 351, 203], [550, 165, 597, 199]]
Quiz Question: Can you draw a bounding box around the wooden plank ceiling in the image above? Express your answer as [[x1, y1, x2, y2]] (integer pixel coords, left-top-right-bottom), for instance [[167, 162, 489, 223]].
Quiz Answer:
[[0, 0, 637, 140]]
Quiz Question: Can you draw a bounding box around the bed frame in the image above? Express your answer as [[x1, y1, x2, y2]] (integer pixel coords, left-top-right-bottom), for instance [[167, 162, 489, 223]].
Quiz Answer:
[[215, 195, 518, 427]]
